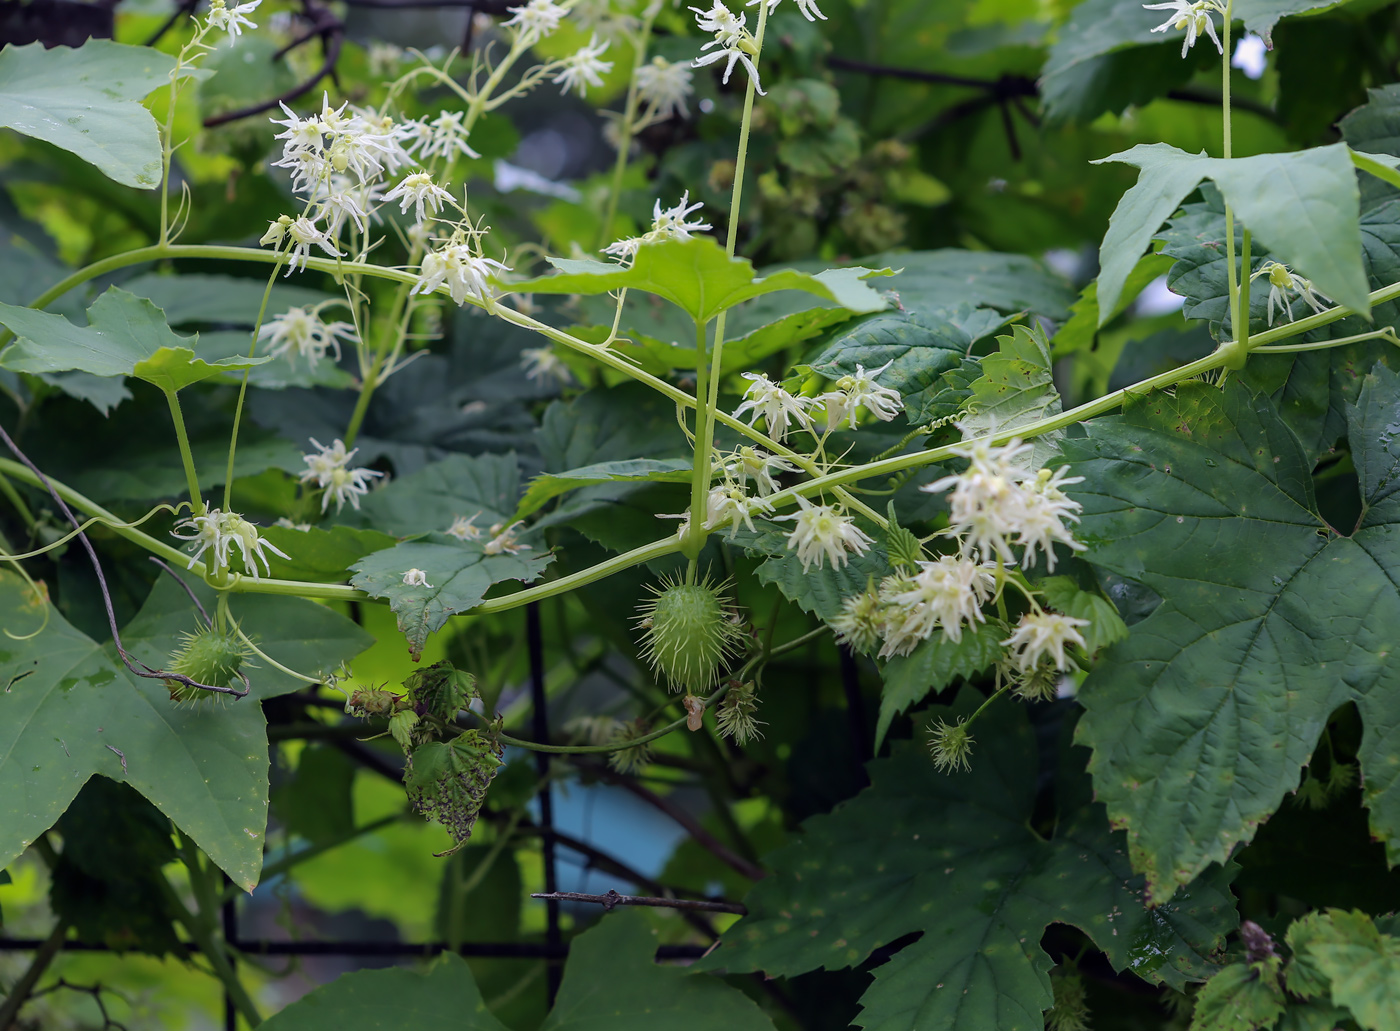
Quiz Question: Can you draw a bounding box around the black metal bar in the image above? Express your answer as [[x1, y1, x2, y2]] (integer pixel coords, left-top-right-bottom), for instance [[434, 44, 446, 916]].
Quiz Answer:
[[0, 938, 709, 960], [526, 601, 563, 1004]]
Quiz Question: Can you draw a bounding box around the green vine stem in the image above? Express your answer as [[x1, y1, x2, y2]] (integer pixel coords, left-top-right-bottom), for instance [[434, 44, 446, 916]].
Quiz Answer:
[[162, 388, 204, 515]]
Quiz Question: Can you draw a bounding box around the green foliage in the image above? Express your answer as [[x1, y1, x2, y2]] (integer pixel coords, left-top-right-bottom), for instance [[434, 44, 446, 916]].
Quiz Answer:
[[511, 236, 890, 323], [262, 910, 777, 1030], [0, 287, 269, 391], [1285, 909, 1400, 1030], [351, 533, 554, 660], [706, 688, 1237, 1030], [1065, 366, 1400, 901], [0, 571, 368, 891], [1189, 959, 1287, 1031], [875, 620, 1005, 750], [0, 40, 191, 188], [959, 322, 1064, 466], [1095, 143, 1370, 319]]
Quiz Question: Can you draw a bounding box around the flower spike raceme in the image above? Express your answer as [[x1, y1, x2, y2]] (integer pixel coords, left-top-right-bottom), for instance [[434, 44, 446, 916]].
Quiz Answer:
[[1143, 0, 1227, 58]]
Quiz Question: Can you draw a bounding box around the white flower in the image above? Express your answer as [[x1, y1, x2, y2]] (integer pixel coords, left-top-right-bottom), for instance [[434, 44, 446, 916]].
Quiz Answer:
[[636, 57, 694, 120], [411, 244, 512, 305], [554, 36, 614, 97], [314, 184, 373, 236], [258, 306, 357, 367], [505, 0, 568, 41], [368, 42, 406, 77], [775, 497, 873, 573], [298, 438, 385, 513], [1014, 466, 1085, 572], [1002, 611, 1090, 673], [747, 0, 825, 20], [283, 216, 341, 275], [1144, 0, 1226, 58], [1250, 260, 1331, 325], [732, 373, 815, 443], [924, 438, 1035, 564], [709, 484, 774, 537], [693, 37, 765, 96], [603, 191, 712, 261], [819, 360, 904, 429], [724, 446, 797, 496], [485, 522, 532, 555], [413, 111, 481, 161], [172, 506, 290, 578], [877, 555, 998, 657], [383, 172, 454, 223], [446, 513, 484, 540], [691, 1, 746, 44], [572, 0, 640, 37], [206, 0, 260, 35], [403, 568, 434, 588], [521, 346, 574, 387], [829, 590, 884, 653]]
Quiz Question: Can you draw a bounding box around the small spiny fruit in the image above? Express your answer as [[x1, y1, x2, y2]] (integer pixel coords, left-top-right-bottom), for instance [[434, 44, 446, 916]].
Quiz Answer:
[[635, 575, 745, 694], [164, 624, 252, 703]]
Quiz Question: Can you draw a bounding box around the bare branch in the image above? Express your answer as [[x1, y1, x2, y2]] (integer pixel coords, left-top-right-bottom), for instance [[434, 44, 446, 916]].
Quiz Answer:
[[532, 889, 747, 916]]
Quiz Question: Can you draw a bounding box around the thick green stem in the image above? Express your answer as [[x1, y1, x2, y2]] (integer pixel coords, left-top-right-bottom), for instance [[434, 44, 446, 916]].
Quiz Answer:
[[162, 389, 204, 514], [686, 319, 714, 561], [164, 844, 262, 1026]]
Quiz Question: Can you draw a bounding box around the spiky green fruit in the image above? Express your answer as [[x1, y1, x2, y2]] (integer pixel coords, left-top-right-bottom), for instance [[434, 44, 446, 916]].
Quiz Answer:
[[636, 577, 745, 694], [164, 624, 251, 702]]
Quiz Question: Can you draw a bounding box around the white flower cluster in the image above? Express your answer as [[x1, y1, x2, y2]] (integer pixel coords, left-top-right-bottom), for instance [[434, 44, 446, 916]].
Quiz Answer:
[[829, 437, 1092, 667], [443, 512, 532, 555], [410, 230, 513, 306], [776, 496, 874, 572], [299, 438, 385, 513], [658, 446, 795, 540], [258, 305, 357, 368], [553, 35, 615, 98], [923, 438, 1085, 572], [172, 506, 289, 578], [206, 0, 261, 36], [690, 2, 765, 95], [262, 94, 479, 274], [1144, 0, 1226, 58], [604, 192, 712, 262], [731, 363, 904, 442], [504, 0, 569, 43], [635, 57, 695, 121]]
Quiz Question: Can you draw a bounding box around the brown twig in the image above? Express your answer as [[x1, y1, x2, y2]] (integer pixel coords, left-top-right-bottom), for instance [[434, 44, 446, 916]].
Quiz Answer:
[[531, 889, 747, 916], [0, 920, 69, 1031], [143, 0, 197, 47], [202, 1, 344, 127]]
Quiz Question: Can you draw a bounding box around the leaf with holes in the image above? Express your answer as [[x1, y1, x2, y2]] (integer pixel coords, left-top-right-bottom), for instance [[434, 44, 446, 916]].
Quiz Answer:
[[703, 688, 1238, 1031], [1063, 366, 1400, 902]]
